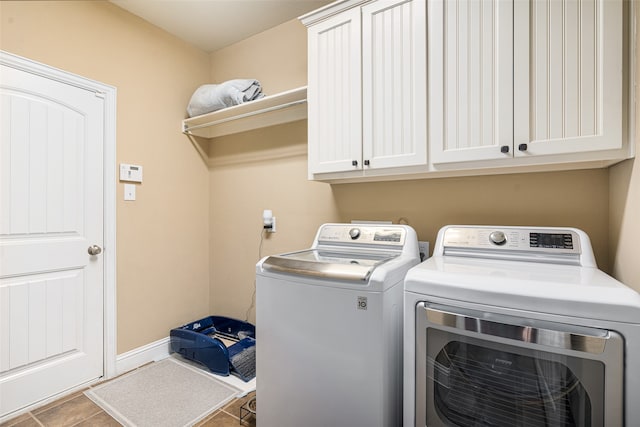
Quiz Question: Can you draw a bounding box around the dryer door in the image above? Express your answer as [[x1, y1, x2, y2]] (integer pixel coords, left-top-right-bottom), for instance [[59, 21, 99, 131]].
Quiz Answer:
[[414, 303, 624, 427]]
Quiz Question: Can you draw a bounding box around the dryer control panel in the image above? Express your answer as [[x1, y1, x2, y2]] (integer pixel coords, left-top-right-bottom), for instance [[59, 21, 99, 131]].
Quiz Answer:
[[436, 226, 596, 267]]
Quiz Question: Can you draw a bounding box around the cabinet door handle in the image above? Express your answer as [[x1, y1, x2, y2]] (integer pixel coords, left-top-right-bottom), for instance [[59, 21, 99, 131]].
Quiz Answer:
[[500, 146, 510, 153], [352, 160, 358, 166], [518, 143, 528, 151], [364, 160, 370, 166]]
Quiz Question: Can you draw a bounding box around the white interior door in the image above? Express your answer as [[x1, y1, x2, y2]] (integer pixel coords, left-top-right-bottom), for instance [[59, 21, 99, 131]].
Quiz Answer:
[[0, 62, 105, 416]]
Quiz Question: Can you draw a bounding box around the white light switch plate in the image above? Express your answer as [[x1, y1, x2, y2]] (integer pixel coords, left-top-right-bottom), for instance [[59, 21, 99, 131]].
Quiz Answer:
[[120, 163, 143, 182], [124, 184, 136, 201]]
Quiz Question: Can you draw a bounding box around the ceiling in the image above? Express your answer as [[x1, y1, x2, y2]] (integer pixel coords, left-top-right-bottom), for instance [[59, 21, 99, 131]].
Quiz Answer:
[[110, 0, 334, 53]]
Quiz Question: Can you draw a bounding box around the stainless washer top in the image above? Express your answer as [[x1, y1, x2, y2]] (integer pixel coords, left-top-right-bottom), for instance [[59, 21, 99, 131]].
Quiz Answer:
[[261, 223, 418, 282], [262, 249, 399, 282]]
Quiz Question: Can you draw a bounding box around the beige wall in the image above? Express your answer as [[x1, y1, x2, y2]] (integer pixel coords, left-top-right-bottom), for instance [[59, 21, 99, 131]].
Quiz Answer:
[[608, 3, 640, 293], [610, 160, 639, 291], [333, 170, 610, 267], [1, 1, 212, 353], [209, 19, 308, 95], [208, 20, 612, 324], [208, 121, 339, 321]]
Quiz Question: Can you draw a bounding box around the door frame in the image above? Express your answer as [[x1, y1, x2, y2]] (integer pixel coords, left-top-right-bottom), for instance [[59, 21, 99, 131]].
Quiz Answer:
[[0, 50, 117, 384]]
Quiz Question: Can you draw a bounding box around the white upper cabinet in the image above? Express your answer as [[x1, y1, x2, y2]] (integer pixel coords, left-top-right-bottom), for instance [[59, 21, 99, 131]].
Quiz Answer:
[[361, 0, 427, 170], [304, 0, 427, 178], [429, 0, 514, 164], [431, 0, 629, 168], [307, 7, 362, 174], [513, 0, 623, 158], [303, 0, 632, 182]]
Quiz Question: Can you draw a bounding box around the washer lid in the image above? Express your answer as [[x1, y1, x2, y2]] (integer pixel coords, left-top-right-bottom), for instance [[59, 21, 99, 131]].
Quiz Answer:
[[262, 249, 399, 282]]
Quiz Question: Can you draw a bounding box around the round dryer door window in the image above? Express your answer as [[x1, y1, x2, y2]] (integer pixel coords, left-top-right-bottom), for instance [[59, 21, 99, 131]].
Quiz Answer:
[[432, 340, 597, 426]]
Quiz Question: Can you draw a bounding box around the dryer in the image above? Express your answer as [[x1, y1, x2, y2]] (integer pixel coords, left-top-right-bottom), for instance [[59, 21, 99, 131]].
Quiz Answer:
[[256, 223, 420, 427], [404, 225, 640, 427]]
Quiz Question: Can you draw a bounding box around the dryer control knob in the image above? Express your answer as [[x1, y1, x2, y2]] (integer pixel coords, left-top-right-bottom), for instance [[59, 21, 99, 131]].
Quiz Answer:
[[489, 231, 507, 246], [349, 228, 361, 240]]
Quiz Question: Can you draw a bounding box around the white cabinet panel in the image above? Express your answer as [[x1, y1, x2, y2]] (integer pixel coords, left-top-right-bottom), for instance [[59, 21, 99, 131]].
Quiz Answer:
[[362, 0, 426, 169], [514, 0, 623, 157], [433, 0, 625, 166], [307, 8, 362, 175], [429, 0, 513, 164]]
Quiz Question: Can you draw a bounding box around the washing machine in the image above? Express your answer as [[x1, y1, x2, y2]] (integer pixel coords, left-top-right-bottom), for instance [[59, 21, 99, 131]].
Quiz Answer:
[[256, 223, 420, 427], [403, 225, 640, 427]]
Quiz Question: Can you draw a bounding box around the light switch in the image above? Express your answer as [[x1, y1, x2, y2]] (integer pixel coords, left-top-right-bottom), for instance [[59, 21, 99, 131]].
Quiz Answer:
[[120, 163, 143, 183], [124, 184, 136, 201]]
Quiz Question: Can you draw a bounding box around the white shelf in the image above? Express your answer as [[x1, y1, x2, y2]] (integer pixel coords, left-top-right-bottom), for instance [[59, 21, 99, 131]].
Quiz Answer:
[[182, 86, 307, 138]]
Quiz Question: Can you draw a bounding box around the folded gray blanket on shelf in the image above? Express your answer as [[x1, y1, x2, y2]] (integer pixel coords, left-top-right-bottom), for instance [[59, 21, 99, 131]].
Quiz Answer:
[[187, 79, 264, 117]]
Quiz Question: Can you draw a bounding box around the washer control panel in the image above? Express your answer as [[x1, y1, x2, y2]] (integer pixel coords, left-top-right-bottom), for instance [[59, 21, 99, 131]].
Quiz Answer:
[[317, 224, 406, 247], [489, 230, 507, 246]]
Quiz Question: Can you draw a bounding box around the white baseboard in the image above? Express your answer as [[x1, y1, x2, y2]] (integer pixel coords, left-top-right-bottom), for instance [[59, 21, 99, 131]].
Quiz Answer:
[[1, 340, 170, 423], [114, 337, 171, 377]]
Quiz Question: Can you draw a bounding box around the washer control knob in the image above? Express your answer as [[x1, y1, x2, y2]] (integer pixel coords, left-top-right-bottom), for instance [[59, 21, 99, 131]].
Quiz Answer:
[[489, 231, 507, 246], [349, 228, 361, 240]]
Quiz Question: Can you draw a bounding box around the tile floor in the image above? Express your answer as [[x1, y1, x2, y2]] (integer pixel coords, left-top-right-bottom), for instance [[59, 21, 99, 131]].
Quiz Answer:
[[0, 374, 256, 427]]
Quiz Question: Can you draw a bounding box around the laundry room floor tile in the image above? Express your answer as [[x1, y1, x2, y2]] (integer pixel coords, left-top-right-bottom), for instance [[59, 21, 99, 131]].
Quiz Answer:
[[0, 412, 40, 427], [32, 394, 103, 426]]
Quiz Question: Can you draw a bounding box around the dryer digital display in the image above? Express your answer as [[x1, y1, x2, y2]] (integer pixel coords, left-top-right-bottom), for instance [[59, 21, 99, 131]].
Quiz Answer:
[[530, 232, 574, 249]]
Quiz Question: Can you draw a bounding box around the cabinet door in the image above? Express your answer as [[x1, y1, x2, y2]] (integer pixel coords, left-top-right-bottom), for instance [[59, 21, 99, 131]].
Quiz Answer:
[[307, 8, 362, 175], [362, 0, 427, 170], [429, 0, 514, 164], [514, 0, 622, 157]]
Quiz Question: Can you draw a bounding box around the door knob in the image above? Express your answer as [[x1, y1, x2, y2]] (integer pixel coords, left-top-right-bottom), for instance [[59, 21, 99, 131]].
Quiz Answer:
[[88, 245, 102, 256]]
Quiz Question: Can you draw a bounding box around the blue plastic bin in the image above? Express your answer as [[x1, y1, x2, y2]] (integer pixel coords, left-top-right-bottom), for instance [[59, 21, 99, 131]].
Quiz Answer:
[[170, 315, 256, 381]]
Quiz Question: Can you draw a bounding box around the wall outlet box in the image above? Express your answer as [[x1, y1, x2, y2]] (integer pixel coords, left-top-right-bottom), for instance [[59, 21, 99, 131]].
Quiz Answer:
[[418, 241, 430, 262], [267, 217, 276, 233], [120, 163, 143, 183]]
